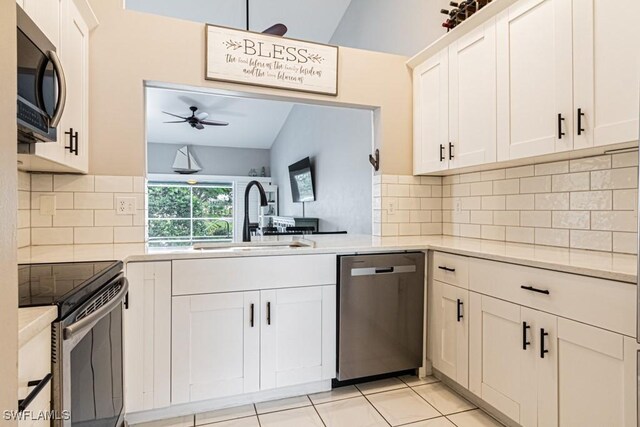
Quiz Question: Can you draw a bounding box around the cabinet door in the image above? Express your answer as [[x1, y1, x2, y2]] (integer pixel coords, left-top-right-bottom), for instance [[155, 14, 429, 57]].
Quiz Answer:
[[59, 0, 89, 172], [172, 291, 260, 404], [432, 281, 468, 387], [573, 0, 640, 149], [556, 318, 637, 427], [414, 49, 449, 174], [520, 308, 558, 427], [124, 262, 171, 413], [496, 0, 573, 161], [449, 20, 497, 169], [22, 0, 60, 47], [469, 293, 524, 423], [261, 285, 336, 389]]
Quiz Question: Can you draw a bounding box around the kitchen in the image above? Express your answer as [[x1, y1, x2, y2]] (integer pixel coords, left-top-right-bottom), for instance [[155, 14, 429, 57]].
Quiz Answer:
[[1, 0, 639, 426]]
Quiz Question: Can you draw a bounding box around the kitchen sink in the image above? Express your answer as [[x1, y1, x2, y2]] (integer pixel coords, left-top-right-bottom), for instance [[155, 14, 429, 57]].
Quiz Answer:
[[192, 239, 314, 251]]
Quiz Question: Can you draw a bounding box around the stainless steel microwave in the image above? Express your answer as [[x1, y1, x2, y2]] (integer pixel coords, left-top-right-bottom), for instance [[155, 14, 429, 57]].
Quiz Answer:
[[16, 5, 66, 145]]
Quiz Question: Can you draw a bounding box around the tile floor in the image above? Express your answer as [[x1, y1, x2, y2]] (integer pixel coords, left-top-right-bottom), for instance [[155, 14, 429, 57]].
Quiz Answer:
[[133, 375, 504, 427]]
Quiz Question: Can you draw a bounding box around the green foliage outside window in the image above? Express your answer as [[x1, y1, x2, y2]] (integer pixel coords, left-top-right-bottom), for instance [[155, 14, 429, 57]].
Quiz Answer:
[[148, 183, 233, 246]]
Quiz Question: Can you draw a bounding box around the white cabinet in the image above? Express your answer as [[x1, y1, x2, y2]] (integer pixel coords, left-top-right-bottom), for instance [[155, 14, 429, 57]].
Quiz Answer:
[[171, 291, 260, 404], [469, 293, 524, 422], [18, 326, 52, 427], [431, 280, 468, 388], [448, 20, 497, 169], [496, 0, 573, 161], [573, 0, 640, 149], [171, 284, 336, 405], [413, 49, 449, 174], [17, 0, 92, 174], [58, 0, 89, 172], [555, 318, 637, 427], [124, 262, 171, 413], [260, 285, 336, 390]]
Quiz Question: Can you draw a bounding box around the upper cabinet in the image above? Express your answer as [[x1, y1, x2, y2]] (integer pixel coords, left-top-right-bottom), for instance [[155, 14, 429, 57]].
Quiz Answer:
[[17, 0, 95, 174], [411, 0, 640, 175], [496, 0, 573, 160], [573, 0, 640, 149]]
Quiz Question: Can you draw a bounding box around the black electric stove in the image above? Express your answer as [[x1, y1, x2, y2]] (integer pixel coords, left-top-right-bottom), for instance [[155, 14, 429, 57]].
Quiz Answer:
[[18, 260, 124, 320]]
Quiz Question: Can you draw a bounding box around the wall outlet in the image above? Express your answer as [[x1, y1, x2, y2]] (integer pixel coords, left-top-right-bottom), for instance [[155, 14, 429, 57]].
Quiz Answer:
[[387, 200, 396, 215], [454, 199, 462, 212], [116, 197, 136, 215]]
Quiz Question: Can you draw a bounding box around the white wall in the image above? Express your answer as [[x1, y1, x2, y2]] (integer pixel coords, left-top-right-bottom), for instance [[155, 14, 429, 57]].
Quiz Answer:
[[148, 143, 271, 177], [330, 0, 449, 56], [270, 104, 372, 234], [0, 0, 19, 421]]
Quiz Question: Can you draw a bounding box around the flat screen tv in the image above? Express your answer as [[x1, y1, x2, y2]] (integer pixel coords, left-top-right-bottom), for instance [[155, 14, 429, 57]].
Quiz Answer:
[[288, 157, 315, 202]]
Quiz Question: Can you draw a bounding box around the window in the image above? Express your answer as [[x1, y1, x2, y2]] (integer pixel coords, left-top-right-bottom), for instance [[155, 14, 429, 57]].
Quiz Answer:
[[147, 182, 233, 246]]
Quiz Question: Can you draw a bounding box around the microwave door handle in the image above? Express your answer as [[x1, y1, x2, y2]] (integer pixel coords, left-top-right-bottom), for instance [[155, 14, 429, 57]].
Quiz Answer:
[[47, 50, 66, 127], [63, 277, 128, 340]]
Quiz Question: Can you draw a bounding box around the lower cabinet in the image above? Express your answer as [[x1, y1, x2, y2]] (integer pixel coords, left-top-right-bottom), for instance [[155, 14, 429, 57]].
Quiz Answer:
[[171, 284, 336, 405], [468, 291, 637, 427], [431, 280, 468, 388]]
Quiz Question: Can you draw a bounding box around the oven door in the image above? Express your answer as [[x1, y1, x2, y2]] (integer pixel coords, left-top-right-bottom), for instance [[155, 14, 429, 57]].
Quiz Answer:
[[56, 275, 128, 427]]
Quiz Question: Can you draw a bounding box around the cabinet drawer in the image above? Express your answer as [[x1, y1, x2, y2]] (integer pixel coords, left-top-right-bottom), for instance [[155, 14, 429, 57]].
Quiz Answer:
[[468, 257, 636, 337], [433, 252, 469, 288], [173, 254, 337, 295]]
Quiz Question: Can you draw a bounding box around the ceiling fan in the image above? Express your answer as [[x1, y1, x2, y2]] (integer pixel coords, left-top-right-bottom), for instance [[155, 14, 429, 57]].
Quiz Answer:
[[162, 106, 229, 130], [247, 0, 288, 36]]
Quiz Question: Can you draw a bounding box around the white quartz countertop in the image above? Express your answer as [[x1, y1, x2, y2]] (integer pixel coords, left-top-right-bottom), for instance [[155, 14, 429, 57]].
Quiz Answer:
[[18, 306, 57, 348], [18, 235, 638, 284]]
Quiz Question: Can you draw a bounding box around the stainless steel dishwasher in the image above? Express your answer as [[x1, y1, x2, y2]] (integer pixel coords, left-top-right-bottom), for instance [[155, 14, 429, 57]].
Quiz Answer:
[[337, 252, 425, 381]]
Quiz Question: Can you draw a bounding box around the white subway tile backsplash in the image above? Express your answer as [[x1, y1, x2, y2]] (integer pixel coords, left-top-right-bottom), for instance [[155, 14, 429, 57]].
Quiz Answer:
[[535, 193, 569, 210], [18, 190, 31, 210], [387, 184, 410, 197], [398, 198, 421, 210], [31, 192, 74, 210], [387, 210, 411, 223], [613, 189, 637, 211], [481, 225, 505, 240], [493, 211, 519, 226], [505, 165, 534, 179], [421, 198, 442, 210], [591, 211, 637, 232], [506, 194, 534, 210], [591, 168, 637, 190], [470, 210, 493, 225], [461, 197, 481, 211], [493, 179, 519, 195], [421, 176, 442, 185], [451, 183, 470, 197], [570, 191, 612, 211], [410, 185, 431, 197], [381, 175, 398, 184], [54, 175, 95, 192], [519, 176, 551, 194], [31, 211, 53, 227], [535, 161, 568, 176], [552, 211, 590, 230], [381, 223, 399, 236], [422, 223, 442, 235], [460, 172, 481, 183], [569, 155, 611, 172], [521, 211, 551, 228], [31, 174, 52, 191], [506, 227, 534, 244], [74, 227, 114, 244], [52, 210, 94, 227], [399, 223, 421, 236], [74, 193, 114, 210], [18, 171, 31, 191], [32, 228, 74, 245], [432, 186, 443, 197], [480, 169, 506, 181], [481, 196, 505, 210], [17, 228, 31, 248], [398, 176, 421, 185], [114, 226, 146, 243], [552, 172, 589, 192], [460, 224, 481, 238], [410, 210, 432, 223], [570, 230, 612, 251], [535, 228, 569, 247], [470, 181, 493, 196], [611, 152, 638, 168], [613, 232, 637, 254], [442, 175, 459, 185]]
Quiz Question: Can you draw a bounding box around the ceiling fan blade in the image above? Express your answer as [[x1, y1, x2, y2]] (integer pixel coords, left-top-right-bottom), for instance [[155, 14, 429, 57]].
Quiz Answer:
[[163, 120, 187, 123], [262, 23, 288, 36], [200, 119, 229, 126], [195, 123, 205, 130], [196, 112, 209, 120], [162, 111, 188, 120]]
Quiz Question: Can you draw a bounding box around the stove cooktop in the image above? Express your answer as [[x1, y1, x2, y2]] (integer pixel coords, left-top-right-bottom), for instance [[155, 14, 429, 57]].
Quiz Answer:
[[18, 261, 124, 319]]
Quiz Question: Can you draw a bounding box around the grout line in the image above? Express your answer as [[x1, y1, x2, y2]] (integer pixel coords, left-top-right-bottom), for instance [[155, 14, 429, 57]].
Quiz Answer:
[[309, 401, 327, 427], [360, 392, 392, 427], [407, 385, 445, 419]]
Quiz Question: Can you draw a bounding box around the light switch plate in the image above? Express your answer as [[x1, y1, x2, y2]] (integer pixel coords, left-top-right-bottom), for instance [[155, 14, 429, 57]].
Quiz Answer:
[[40, 195, 56, 216], [387, 200, 396, 214], [116, 197, 136, 215]]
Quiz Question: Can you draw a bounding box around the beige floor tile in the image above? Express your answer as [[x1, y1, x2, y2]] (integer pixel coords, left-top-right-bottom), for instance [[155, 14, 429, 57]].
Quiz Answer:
[[315, 396, 388, 427], [356, 377, 408, 395], [399, 375, 440, 387], [132, 415, 194, 427], [405, 417, 456, 426], [195, 404, 256, 425], [367, 388, 441, 426], [413, 383, 475, 415], [258, 406, 324, 427], [255, 395, 311, 414], [209, 416, 260, 427], [447, 409, 504, 427], [309, 385, 362, 404]]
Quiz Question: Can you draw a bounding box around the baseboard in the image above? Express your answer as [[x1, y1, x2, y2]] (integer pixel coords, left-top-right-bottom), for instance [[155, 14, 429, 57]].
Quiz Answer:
[[125, 380, 332, 424]]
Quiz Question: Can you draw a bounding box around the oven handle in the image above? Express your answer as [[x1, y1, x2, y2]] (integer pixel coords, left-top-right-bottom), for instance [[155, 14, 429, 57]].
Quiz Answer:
[[47, 50, 66, 127], [63, 276, 128, 341]]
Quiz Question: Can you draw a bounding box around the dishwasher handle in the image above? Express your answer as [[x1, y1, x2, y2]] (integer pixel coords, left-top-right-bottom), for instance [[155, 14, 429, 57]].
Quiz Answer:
[[351, 265, 417, 277]]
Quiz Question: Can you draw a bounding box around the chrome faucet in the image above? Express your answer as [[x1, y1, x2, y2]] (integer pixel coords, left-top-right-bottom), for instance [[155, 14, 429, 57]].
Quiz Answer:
[[243, 180, 269, 242]]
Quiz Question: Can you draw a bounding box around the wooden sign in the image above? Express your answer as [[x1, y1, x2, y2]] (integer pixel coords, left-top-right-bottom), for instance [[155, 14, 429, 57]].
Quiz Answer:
[[205, 24, 339, 96]]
